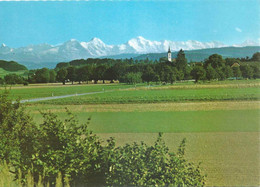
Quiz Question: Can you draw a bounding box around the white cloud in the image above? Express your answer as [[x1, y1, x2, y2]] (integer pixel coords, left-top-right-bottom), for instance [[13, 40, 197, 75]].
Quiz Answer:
[[235, 27, 242, 33]]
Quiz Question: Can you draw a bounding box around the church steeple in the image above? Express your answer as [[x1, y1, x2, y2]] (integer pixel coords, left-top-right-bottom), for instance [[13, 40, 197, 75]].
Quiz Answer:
[[167, 46, 172, 62]]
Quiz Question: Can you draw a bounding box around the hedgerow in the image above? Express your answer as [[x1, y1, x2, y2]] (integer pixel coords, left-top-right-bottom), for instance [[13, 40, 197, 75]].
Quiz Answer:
[[0, 91, 206, 186]]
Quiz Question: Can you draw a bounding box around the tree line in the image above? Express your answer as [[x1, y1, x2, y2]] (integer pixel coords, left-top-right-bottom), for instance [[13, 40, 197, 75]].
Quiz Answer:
[[1, 51, 260, 85]]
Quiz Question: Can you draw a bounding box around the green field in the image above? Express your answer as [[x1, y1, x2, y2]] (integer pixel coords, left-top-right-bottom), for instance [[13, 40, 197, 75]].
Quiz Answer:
[[1, 79, 259, 101], [0, 83, 140, 100], [5, 80, 260, 186], [30, 109, 259, 133], [76, 110, 260, 133], [38, 86, 260, 104]]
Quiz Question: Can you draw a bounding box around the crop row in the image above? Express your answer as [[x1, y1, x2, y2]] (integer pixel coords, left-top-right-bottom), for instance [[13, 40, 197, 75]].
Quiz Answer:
[[37, 87, 260, 105]]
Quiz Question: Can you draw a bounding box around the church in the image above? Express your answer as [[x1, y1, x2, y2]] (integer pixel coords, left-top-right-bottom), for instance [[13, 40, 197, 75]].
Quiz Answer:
[[167, 47, 172, 62]]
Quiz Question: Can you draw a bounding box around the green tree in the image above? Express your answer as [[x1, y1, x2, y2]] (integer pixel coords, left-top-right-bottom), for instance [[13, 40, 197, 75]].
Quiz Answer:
[[66, 66, 76, 84], [75, 66, 85, 84], [175, 69, 184, 81], [251, 52, 260, 61], [232, 66, 242, 79], [216, 67, 226, 80], [86, 65, 94, 83], [35, 68, 50, 83], [176, 49, 188, 72], [76, 65, 94, 84], [49, 69, 56, 83], [56, 68, 68, 85], [154, 74, 160, 84], [4, 74, 24, 85], [251, 64, 260, 79], [113, 62, 128, 82], [205, 54, 225, 69], [240, 65, 253, 79], [223, 65, 233, 78], [169, 68, 177, 84], [104, 66, 116, 83], [123, 72, 142, 84], [206, 64, 218, 80], [159, 57, 168, 63], [183, 65, 192, 80], [142, 65, 156, 84], [28, 70, 36, 83], [191, 65, 206, 82], [159, 64, 174, 83], [93, 65, 108, 84], [55, 62, 69, 70]]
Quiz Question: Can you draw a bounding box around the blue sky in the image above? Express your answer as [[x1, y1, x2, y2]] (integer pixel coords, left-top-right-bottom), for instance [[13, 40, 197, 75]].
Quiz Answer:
[[0, 0, 259, 47]]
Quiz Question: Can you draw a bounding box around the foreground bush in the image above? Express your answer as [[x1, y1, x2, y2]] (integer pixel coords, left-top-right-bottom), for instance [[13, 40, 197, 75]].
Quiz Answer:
[[106, 134, 205, 186], [0, 91, 206, 186]]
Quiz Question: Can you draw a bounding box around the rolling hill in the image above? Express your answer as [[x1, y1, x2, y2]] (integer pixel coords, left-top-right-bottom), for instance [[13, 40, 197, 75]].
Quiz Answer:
[[0, 60, 27, 71]]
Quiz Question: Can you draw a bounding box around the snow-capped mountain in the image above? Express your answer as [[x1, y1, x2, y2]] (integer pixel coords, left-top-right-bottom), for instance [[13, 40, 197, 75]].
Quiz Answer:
[[0, 43, 12, 54], [81, 37, 114, 56], [233, 39, 260, 47], [0, 36, 259, 64]]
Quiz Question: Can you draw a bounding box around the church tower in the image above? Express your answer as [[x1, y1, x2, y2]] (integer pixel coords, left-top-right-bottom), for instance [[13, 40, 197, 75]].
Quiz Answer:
[[167, 47, 172, 62]]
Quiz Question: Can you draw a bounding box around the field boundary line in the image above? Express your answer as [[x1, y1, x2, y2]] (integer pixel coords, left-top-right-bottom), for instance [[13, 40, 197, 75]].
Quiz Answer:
[[13, 91, 106, 104]]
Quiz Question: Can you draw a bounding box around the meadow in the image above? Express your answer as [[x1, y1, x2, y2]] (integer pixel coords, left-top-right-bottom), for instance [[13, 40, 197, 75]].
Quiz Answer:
[[1, 79, 259, 101], [3, 79, 260, 186], [28, 104, 259, 133], [37, 86, 260, 104], [0, 83, 138, 100]]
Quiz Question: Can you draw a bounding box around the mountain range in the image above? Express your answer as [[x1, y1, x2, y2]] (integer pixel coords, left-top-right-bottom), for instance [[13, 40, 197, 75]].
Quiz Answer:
[[0, 36, 259, 69]]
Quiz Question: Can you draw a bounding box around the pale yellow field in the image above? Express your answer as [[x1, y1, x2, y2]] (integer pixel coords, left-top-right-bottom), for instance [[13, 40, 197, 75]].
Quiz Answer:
[[98, 132, 260, 186], [27, 100, 260, 113]]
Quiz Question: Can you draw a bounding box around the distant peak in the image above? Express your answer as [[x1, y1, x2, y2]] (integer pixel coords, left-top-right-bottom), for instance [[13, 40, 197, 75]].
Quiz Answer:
[[69, 39, 77, 42], [137, 36, 145, 40], [241, 39, 259, 46], [90, 37, 103, 42], [129, 36, 146, 41]]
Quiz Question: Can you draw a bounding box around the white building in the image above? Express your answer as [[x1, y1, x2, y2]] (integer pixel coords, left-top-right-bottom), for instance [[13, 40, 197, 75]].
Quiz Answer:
[[167, 47, 172, 62]]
